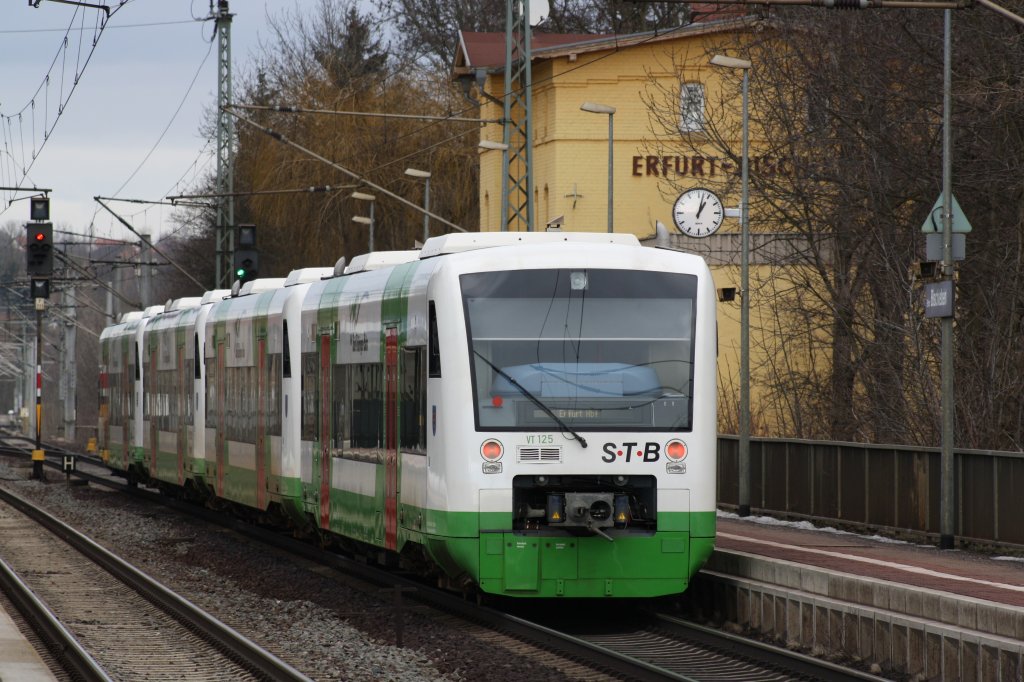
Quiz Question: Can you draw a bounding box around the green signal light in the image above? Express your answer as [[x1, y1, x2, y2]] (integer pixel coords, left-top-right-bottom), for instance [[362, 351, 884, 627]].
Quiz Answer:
[[236, 268, 246, 277]]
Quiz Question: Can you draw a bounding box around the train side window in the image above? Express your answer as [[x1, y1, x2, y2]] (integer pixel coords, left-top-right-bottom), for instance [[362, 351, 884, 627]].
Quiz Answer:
[[282, 321, 291, 378], [428, 301, 441, 378], [134, 342, 141, 381], [205, 352, 216, 423], [194, 333, 201, 379], [300, 351, 318, 441], [347, 362, 383, 453], [401, 346, 426, 451], [332, 363, 346, 454]]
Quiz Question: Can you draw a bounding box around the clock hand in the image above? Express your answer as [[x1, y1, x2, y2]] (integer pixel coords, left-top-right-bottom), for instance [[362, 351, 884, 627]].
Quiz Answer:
[[696, 196, 706, 218]]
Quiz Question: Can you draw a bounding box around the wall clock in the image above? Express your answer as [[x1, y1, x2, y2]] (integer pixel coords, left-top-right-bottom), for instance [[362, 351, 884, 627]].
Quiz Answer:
[[672, 188, 724, 238]]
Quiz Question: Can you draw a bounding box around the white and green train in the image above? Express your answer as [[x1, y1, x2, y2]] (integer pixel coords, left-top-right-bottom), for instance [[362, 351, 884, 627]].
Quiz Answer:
[[99, 232, 717, 598]]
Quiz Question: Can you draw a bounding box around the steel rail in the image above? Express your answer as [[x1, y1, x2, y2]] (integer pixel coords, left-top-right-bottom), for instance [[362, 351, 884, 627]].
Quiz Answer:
[[652, 613, 889, 682], [0, 555, 112, 681], [195, 513, 696, 682], [35, 458, 692, 682], [0, 485, 313, 682], [3, 437, 883, 681]]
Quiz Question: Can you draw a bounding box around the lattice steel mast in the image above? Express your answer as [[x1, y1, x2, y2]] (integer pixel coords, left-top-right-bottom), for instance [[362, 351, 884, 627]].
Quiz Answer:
[[214, 0, 234, 287], [501, 0, 534, 232]]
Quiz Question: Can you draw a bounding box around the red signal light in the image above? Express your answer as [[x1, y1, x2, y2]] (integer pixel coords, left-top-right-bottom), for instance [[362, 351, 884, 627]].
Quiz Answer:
[[34, 232, 45, 241]]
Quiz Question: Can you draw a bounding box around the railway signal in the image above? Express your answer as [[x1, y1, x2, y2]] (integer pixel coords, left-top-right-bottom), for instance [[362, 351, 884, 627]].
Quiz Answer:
[[233, 223, 259, 284], [29, 279, 50, 299], [30, 196, 50, 221], [26, 222, 54, 278], [233, 250, 258, 283]]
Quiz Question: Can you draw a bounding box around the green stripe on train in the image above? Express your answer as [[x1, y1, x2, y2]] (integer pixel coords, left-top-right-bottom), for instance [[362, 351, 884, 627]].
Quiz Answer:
[[322, 483, 715, 598]]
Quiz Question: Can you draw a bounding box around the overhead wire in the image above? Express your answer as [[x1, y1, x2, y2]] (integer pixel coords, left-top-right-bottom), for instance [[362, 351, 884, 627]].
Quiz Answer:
[[107, 36, 215, 201], [0, 1, 131, 215], [0, 19, 204, 34], [81, 10, 218, 241]]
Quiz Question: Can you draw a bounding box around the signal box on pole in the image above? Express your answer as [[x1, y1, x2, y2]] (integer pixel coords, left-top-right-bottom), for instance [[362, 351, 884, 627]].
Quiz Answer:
[[26, 222, 54, 278]]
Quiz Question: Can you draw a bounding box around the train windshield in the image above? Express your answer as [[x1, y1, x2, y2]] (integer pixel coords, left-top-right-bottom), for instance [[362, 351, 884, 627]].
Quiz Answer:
[[462, 268, 697, 432]]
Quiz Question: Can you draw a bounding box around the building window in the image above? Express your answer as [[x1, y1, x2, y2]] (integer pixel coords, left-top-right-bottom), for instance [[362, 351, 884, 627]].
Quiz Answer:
[[679, 82, 705, 133]]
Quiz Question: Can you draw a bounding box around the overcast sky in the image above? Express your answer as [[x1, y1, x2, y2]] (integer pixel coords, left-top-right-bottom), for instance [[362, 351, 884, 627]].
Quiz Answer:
[[0, 0, 304, 243]]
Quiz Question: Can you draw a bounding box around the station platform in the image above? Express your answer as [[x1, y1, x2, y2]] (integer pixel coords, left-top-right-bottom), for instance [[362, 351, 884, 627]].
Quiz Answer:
[[686, 513, 1024, 681], [0, 601, 57, 681]]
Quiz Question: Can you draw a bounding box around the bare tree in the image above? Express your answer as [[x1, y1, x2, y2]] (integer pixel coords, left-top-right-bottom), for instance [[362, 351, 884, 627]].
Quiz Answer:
[[643, 9, 1024, 449], [209, 0, 481, 273], [376, 0, 691, 70]]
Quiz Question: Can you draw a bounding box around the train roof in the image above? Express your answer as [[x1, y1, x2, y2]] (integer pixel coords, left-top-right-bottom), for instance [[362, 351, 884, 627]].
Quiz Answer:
[[283, 267, 335, 286], [163, 297, 203, 312], [200, 289, 232, 305], [118, 311, 144, 324], [344, 250, 420, 274], [142, 305, 165, 318], [418, 231, 639, 258], [238, 278, 286, 296]]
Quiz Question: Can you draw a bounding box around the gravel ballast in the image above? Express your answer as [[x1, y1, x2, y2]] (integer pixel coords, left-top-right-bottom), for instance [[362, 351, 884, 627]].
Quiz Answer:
[[0, 459, 589, 681]]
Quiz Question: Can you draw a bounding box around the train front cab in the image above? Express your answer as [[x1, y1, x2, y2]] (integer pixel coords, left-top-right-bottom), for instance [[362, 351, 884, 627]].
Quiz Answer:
[[98, 312, 145, 474], [423, 241, 718, 598]]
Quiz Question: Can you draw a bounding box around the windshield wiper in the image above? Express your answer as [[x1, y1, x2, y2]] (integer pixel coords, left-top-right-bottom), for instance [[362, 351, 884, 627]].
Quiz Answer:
[[473, 350, 587, 448]]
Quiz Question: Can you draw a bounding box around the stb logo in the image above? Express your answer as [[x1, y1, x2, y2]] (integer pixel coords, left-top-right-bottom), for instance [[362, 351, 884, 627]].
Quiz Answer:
[[601, 442, 662, 463]]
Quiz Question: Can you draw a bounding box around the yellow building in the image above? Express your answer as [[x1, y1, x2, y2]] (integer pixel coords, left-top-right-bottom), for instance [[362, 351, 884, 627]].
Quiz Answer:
[[455, 10, 757, 235], [454, 11, 798, 433]]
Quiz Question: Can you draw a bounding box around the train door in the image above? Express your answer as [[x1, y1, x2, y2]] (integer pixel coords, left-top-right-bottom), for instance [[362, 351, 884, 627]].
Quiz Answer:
[[149, 347, 158, 475], [216, 341, 226, 497], [98, 367, 108, 460], [121, 347, 131, 470], [318, 333, 331, 529], [384, 326, 399, 551], [256, 338, 267, 510], [177, 345, 186, 485]]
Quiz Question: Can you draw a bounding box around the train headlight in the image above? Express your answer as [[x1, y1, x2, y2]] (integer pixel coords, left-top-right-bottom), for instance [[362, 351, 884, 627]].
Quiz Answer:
[[480, 439, 504, 462], [665, 439, 688, 461]]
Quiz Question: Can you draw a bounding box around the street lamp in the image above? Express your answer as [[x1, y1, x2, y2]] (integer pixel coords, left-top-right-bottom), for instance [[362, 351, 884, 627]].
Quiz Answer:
[[580, 102, 616, 233], [711, 53, 752, 518], [478, 140, 509, 151], [351, 191, 376, 252], [405, 167, 431, 244]]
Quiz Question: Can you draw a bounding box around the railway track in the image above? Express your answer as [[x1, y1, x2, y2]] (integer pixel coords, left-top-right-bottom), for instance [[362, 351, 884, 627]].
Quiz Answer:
[[561, 611, 887, 681], [2, 439, 884, 682], [0, 483, 310, 682]]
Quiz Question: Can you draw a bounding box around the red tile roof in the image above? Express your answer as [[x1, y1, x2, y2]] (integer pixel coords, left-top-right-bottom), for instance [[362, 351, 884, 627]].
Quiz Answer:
[[456, 31, 611, 71], [454, 18, 756, 76]]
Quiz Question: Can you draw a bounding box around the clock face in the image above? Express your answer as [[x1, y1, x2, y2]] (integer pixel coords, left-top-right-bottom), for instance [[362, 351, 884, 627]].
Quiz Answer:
[[672, 188, 724, 238]]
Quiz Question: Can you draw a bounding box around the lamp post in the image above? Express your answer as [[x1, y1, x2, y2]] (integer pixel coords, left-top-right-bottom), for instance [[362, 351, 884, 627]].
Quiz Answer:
[[405, 168, 431, 244], [711, 53, 752, 518], [580, 102, 616, 233], [351, 191, 376, 252], [479, 141, 509, 229]]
